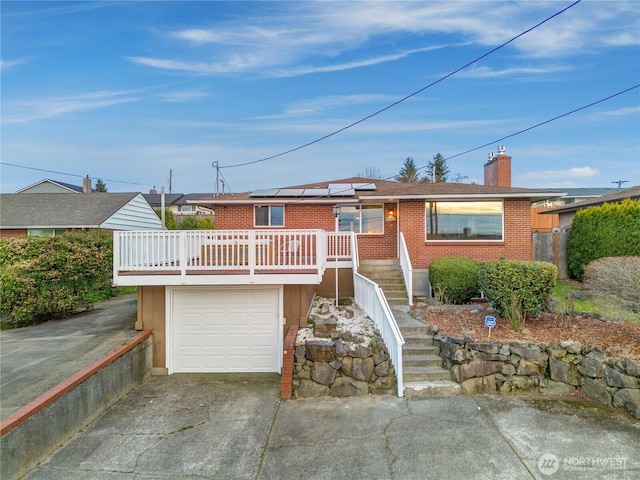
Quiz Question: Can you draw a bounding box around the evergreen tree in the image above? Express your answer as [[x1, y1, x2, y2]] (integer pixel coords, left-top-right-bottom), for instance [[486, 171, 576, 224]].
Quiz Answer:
[[95, 179, 108, 192], [427, 154, 450, 182], [395, 157, 427, 183]]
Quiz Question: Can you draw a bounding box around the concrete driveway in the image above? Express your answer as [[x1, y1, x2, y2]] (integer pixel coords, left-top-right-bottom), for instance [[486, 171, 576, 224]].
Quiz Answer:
[[0, 293, 138, 420], [23, 373, 640, 480]]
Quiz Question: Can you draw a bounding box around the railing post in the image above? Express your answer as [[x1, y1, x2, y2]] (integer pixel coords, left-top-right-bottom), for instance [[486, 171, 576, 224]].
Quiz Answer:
[[113, 232, 120, 284], [179, 231, 187, 279], [248, 231, 256, 277]]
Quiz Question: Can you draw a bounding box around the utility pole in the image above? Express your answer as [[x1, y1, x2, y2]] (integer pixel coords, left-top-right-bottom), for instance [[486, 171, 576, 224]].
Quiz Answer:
[[611, 180, 629, 188], [212, 161, 219, 196]]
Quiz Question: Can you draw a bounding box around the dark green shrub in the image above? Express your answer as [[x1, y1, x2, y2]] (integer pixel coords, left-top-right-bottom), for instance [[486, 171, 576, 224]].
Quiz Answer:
[[0, 229, 114, 327], [478, 260, 557, 322], [429, 257, 480, 304], [567, 199, 640, 280]]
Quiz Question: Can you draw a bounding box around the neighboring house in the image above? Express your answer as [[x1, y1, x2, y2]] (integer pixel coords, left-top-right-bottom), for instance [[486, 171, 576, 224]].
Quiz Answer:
[[0, 192, 164, 238], [143, 191, 215, 218], [16, 177, 96, 194], [112, 148, 558, 376], [539, 185, 640, 230], [531, 188, 618, 232]]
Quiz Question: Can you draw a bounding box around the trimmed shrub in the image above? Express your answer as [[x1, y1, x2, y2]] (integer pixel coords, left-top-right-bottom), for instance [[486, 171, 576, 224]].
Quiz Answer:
[[478, 260, 557, 322], [567, 199, 640, 280], [429, 257, 480, 304], [0, 229, 113, 326], [583, 256, 640, 313]]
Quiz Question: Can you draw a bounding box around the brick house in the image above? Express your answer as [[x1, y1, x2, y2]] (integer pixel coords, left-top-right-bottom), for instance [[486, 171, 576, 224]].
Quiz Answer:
[[113, 148, 556, 377]]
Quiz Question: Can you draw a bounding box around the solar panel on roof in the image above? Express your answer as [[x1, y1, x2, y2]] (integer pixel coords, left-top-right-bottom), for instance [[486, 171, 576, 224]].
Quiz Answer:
[[249, 189, 279, 197], [275, 189, 305, 197], [351, 183, 376, 191], [329, 187, 356, 196], [300, 189, 330, 197]]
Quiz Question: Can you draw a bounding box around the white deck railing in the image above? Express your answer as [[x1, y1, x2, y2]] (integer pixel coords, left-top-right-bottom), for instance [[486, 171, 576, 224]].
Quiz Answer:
[[353, 272, 405, 397], [114, 230, 359, 279], [399, 232, 413, 306]]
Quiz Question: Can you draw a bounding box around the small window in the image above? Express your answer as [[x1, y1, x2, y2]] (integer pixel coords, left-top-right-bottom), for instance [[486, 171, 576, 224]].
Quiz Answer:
[[425, 201, 503, 241], [338, 205, 383, 234], [178, 205, 195, 213], [28, 229, 67, 237], [254, 205, 284, 227]]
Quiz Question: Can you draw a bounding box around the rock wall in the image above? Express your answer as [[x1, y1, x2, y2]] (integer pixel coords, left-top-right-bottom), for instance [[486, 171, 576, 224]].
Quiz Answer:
[[292, 299, 396, 397], [430, 327, 640, 419]]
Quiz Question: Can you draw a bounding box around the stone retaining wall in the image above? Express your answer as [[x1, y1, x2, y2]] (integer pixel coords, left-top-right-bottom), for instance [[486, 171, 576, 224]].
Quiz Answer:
[[429, 327, 640, 419], [292, 299, 396, 397]]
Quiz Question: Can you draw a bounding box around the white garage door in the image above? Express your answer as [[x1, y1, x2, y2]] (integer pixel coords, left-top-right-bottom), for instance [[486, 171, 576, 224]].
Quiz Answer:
[[170, 287, 280, 373]]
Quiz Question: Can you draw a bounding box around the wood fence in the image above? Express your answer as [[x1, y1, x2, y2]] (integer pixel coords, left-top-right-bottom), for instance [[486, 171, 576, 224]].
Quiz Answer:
[[533, 232, 568, 279]]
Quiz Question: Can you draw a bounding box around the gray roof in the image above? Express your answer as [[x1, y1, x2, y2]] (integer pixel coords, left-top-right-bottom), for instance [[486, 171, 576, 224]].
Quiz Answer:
[[541, 186, 640, 214], [191, 176, 560, 204], [143, 193, 216, 206], [0, 193, 140, 228], [15, 179, 93, 193], [538, 187, 619, 199]]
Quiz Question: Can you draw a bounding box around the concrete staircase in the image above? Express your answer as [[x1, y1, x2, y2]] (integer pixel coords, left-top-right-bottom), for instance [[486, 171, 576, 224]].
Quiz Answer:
[[392, 307, 462, 398], [357, 260, 460, 397], [358, 259, 408, 306]]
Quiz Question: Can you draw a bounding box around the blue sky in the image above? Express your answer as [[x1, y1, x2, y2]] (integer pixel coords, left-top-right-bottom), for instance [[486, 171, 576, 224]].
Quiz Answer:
[[1, 1, 639, 195]]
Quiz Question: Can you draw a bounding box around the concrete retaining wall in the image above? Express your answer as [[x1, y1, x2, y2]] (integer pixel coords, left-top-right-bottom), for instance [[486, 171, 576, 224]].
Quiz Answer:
[[0, 331, 152, 480]]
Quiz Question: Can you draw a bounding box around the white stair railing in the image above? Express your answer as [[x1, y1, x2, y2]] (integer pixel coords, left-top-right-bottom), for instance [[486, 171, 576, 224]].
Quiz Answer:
[[354, 272, 405, 397]]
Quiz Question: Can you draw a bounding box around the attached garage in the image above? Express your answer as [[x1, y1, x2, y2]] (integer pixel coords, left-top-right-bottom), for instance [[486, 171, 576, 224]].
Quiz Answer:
[[167, 286, 282, 374]]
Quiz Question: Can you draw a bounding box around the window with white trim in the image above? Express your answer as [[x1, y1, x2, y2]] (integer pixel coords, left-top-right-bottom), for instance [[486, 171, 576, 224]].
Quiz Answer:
[[254, 205, 284, 227], [338, 205, 383, 234], [425, 201, 503, 241], [28, 229, 67, 237]]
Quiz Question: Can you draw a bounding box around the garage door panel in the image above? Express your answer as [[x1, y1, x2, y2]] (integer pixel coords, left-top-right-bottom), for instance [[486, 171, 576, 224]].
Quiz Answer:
[[203, 312, 224, 327], [204, 334, 224, 347], [178, 334, 200, 348], [171, 287, 279, 373]]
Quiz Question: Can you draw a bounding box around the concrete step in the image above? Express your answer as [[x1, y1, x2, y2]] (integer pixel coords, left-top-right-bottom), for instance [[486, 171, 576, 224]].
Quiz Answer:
[[386, 298, 409, 306], [403, 345, 440, 358], [404, 366, 452, 382], [403, 333, 435, 345], [399, 325, 431, 335], [403, 380, 462, 398], [403, 354, 443, 368]]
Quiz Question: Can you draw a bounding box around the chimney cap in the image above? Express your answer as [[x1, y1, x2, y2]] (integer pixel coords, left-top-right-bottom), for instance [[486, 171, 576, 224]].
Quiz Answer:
[[498, 145, 506, 155]]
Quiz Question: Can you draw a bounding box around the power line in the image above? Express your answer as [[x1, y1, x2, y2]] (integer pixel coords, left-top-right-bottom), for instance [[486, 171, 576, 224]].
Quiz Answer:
[[0, 162, 151, 187], [220, 0, 582, 170], [276, 84, 640, 201]]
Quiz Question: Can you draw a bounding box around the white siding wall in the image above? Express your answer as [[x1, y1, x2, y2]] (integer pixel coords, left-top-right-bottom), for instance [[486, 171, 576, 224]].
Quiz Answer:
[[101, 194, 164, 231]]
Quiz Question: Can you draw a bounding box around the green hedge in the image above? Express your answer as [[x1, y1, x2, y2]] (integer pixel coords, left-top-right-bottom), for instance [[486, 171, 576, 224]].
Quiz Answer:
[[478, 260, 557, 317], [0, 230, 113, 327], [567, 199, 640, 280], [429, 257, 480, 304]]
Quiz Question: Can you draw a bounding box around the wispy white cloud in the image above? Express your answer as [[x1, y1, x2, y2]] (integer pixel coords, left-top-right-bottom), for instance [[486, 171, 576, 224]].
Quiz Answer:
[[256, 94, 397, 119], [590, 106, 640, 118], [516, 166, 600, 186], [455, 64, 571, 79], [3, 91, 139, 123], [157, 90, 211, 103], [0, 58, 31, 70], [128, 1, 639, 79]]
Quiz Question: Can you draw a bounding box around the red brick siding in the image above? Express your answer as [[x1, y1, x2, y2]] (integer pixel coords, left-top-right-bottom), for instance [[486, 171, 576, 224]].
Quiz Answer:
[[216, 199, 532, 268], [281, 324, 299, 399], [399, 199, 532, 269]]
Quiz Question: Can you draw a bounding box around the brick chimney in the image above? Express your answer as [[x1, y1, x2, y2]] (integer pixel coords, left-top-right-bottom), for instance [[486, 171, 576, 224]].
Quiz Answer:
[[83, 175, 92, 193], [149, 186, 157, 194], [484, 145, 511, 187]]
